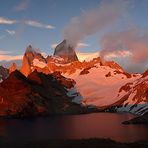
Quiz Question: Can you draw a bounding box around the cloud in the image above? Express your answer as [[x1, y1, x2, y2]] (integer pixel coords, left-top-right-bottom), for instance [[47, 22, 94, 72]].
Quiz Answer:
[[0, 16, 55, 31], [0, 50, 23, 61], [0, 50, 11, 55], [77, 42, 89, 48], [0, 54, 23, 61], [24, 20, 55, 29], [63, 0, 128, 47], [104, 50, 132, 59], [0, 60, 22, 68], [5, 29, 16, 35], [108, 55, 148, 73], [76, 50, 131, 62], [124, 61, 148, 73], [76, 51, 99, 62], [0, 17, 17, 25], [100, 28, 148, 63], [51, 42, 89, 49], [15, 0, 28, 11]]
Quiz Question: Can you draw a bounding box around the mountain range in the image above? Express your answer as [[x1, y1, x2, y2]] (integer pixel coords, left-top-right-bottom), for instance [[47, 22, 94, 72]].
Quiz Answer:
[[0, 40, 147, 117]]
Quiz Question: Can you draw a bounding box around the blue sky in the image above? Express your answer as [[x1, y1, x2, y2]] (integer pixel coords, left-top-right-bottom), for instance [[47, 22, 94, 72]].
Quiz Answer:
[[0, 0, 148, 72], [0, 0, 104, 55]]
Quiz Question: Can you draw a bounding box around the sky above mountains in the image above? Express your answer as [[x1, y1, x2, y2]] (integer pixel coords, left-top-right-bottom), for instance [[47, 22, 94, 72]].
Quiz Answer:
[[0, 0, 148, 73]]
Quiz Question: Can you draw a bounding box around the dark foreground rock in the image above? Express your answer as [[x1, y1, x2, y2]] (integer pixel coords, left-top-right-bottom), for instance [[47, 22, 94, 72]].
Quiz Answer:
[[0, 70, 94, 118], [0, 138, 148, 148], [123, 113, 148, 124]]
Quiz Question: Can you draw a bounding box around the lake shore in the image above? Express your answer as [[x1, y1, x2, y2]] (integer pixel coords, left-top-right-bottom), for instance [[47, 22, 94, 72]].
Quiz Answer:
[[0, 138, 148, 148]]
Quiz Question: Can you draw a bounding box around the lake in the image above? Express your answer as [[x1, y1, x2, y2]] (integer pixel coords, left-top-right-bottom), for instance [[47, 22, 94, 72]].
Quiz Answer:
[[0, 113, 148, 142]]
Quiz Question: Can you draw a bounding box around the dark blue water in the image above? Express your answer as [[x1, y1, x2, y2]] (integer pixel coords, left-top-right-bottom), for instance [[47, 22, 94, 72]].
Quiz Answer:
[[0, 113, 148, 142]]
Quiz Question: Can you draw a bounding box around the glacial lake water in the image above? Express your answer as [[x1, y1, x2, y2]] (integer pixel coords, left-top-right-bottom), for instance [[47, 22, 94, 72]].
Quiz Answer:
[[0, 113, 148, 142]]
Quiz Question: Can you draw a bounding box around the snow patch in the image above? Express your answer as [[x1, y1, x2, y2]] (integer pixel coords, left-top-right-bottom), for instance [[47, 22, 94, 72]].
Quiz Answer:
[[67, 87, 82, 104], [33, 59, 47, 68]]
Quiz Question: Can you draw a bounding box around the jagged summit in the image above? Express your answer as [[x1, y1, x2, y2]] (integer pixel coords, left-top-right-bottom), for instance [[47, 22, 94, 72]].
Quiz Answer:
[[54, 40, 78, 63], [26, 45, 33, 52], [20, 45, 47, 76], [9, 63, 17, 74]]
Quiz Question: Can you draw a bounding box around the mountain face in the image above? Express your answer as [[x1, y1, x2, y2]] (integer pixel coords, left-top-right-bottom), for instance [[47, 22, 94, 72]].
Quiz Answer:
[[3, 45, 148, 116], [9, 63, 17, 74], [54, 40, 78, 63], [123, 112, 148, 124], [20, 45, 47, 76], [0, 66, 9, 82], [0, 70, 85, 117], [116, 72, 148, 115]]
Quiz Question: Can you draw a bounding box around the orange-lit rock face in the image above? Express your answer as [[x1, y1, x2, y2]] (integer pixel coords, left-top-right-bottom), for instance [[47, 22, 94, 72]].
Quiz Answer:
[[103, 61, 124, 71], [119, 83, 133, 93], [0, 70, 81, 117], [46, 57, 103, 75], [116, 74, 148, 115], [20, 45, 126, 78], [20, 45, 48, 77], [142, 69, 148, 78], [20, 52, 32, 77], [9, 63, 17, 74]]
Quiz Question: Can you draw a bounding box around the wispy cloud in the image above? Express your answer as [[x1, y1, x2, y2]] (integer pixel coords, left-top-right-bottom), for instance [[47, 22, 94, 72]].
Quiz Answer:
[[77, 42, 89, 48], [0, 55, 23, 61], [0, 16, 55, 31], [51, 42, 89, 49], [24, 20, 55, 29], [104, 50, 132, 59], [77, 50, 131, 62], [0, 50, 23, 61], [0, 17, 17, 25], [100, 28, 148, 63], [0, 50, 11, 55], [14, 0, 28, 11], [64, 0, 128, 47], [5, 29, 16, 35]]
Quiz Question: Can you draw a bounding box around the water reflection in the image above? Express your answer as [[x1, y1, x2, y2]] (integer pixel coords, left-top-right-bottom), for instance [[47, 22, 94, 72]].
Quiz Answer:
[[0, 113, 148, 142]]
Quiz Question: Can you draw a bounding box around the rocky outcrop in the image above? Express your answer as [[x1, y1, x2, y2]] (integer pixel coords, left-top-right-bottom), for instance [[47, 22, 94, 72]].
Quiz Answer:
[[9, 63, 17, 74], [123, 113, 148, 124], [54, 40, 78, 63], [142, 69, 148, 78], [0, 66, 9, 82], [0, 70, 88, 118], [20, 45, 47, 76], [102, 61, 124, 72], [117, 75, 148, 115]]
